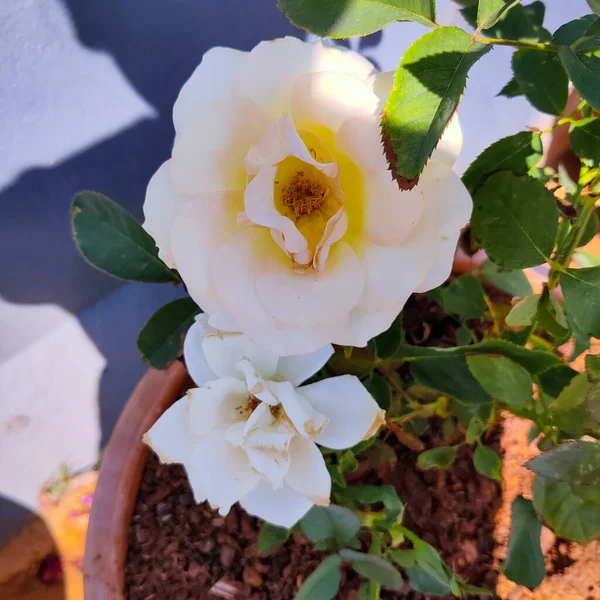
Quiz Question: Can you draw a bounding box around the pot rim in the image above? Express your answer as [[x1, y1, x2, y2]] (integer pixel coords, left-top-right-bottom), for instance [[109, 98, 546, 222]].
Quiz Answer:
[[83, 360, 189, 600]]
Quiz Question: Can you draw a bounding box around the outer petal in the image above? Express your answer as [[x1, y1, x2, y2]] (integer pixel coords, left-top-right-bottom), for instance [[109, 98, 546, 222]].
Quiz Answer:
[[415, 160, 473, 292], [256, 241, 364, 328], [333, 309, 400, 348], [143, 160, 177, 268], [188, 431, 260, 515], [183, 318, 216, 387], [239, 480, 314, 528], [358, 210, 437, 314], [277, 345, 334, 387], [284, 437, 331, 506], [236, 37, 374, 117], [291, 72, 378, 132], [171, 96, 268, 195], [364, 170, 424, 246], [211, 228, 279, 330], [269, 380, 329, 439], [170, 192, 242, 304], [173, 47, 247, 133], [299, 375, 385, 449], [335, 115, 386, 172], [143, 397, 196, 465], [198, 319, 279, 380], [371, 71, 463, 168], [187, 378, 250, 437]]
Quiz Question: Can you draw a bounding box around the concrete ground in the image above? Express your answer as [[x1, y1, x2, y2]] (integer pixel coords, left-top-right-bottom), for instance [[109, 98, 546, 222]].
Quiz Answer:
[[0, 0, 589, 543]]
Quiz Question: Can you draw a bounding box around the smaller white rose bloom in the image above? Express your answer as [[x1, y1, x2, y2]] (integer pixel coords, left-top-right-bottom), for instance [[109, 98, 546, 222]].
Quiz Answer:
[[144, 315, 385, 528]]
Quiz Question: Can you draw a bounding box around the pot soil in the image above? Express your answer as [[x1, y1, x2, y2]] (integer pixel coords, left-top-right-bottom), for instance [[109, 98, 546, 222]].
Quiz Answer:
[[84, 293, 599, 600]]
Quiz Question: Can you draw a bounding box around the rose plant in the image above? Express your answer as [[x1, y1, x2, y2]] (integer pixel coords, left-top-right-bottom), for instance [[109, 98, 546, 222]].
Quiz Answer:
[[72, 0, 600, 597]]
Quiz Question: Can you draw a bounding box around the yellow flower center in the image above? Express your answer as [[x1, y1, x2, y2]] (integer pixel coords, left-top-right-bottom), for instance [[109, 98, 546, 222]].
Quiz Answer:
[[280, 171, 328, 217]]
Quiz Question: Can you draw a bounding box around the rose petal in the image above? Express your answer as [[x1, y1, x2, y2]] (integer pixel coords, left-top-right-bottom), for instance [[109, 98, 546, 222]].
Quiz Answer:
[[277, 345, 334, 387], [269, 380, 329, 439], [239, 480, 313, 528], [291, 72, 378, 132], [364, 170, 425, 246], [285, 437, 331, 506], [431, 114, 463, 167], [170, 193, 242, 304], [335, 115, 386, 173], [188, 431, 260, 515], [143, 160, 178, 268], [333, 309, 400, 348], [236, 37, 374, 117], [237, 358, 278, 406], [242, 425, 295, 488], [195, 319, 279, 381], [183, 318, 216, 387], [212, 228, 279, 329], [313, 208, 348, 274], [415, 160, 473, 292], [187, 378, 250, 437], [243, 166, 308, 255], [256, 241, 364, 328], [299, 375, 385, 449], [171, 96, 268, 196], [173, 47, 247, 133], [144, 397, 196, 465]]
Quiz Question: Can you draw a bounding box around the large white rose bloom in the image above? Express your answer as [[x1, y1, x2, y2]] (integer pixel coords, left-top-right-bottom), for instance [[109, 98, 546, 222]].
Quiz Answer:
[[144, 37, 471, 356], [144, 314, 385, 528]]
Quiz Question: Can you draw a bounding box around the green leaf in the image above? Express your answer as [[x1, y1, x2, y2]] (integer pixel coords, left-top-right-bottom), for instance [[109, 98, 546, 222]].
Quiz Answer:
[[480, 261, 533, 298], [455, 324, 474, 346], [474, 443, 503, 481], [439, 275, 486, 320], [462, 131, 543, 195], [301, 505, 361, 546], [382, 26, 490, 181], [338, 450, 360, 474], [560, 266, 600, 337], [295, 555, 342, 600], [277, 0, 437, 37], [417, 446, 457, 470], [503, 496, 545, 588], [467, 354, 533, 409], [137, 298, 201, 369], [512, 50, 568, 116], [471, 172, 559, 269], [526, 441, 600, 487], [552, 372, 591, 412], [484, 2, 550, 42], [533, 475, 600, 544], [374, 313, 404, 359], [538, 364, 578, 398], [570, 117, 600, 164], [466, 416, 486, 444], [498, 77, 524, 98], [412, 357, 491, 403], [364, 371, 392, 411], [589, 0, 600, 15], [71, 191, 177, 283], [587, 354, 600, 383], [551, 373, 599, 435], [505, 294, 541, 327], [559, 46, 600, 111], [339, 550, 403, 590], [340, 484, 404, 523], [477, 0, 514, 29], [257, 523, 290, 554], [396, 338, 561, 373], [552, 15, 599, 46]]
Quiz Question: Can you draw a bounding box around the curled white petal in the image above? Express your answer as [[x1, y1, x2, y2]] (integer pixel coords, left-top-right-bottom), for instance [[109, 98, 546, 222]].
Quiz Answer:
[[284, 437, 331, 506], [300, 375, 385, 449]]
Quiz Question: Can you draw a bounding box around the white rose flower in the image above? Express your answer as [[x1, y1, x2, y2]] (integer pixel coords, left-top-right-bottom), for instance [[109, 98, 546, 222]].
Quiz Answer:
[[144, 37, 471, 356], [144, 314, 385, 528]]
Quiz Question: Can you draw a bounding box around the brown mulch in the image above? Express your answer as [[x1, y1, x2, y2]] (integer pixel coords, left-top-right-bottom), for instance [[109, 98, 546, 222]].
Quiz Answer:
[[124, 422, 503, 600]]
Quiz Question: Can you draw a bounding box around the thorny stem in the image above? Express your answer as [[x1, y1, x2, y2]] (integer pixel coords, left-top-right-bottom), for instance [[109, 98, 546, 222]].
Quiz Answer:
[[476, 35, 559, 53]]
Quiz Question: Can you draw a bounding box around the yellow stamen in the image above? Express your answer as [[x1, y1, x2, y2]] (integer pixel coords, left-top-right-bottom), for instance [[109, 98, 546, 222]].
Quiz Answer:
[[281, 171, 328, 216]]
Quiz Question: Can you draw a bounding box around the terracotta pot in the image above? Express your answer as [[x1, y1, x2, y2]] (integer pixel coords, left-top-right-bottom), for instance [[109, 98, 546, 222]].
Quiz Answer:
[[83, 361, 189, 600]]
